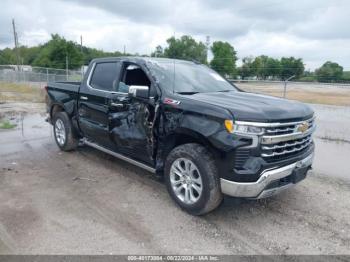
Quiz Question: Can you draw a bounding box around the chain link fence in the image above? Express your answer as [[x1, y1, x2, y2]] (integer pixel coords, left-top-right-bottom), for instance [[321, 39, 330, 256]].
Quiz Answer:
[[0, 65, 83, 87], [0, 65, 83, 103]]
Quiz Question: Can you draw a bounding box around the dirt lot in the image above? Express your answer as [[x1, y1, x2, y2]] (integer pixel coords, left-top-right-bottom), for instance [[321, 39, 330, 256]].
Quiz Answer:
[[0, 102, 350, 255], [235, 82, 350, 106]]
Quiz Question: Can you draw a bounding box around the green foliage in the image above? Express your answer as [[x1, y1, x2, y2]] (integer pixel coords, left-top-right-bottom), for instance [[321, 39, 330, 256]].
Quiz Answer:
[[239, 55, 304, 80], [238, 56, 254, 79], [150, 45, 164, 58], [1, 32, 347, 83], [158, 35, 207, 64], [315, 61, 343, 82], [81, 46, 124, 65], [342, 71, 350, 81], [32, 34, 83, 69], [210, 41, 237, 77], [0, 48, 17, 65], [0, 120, 16, 129], [280, 57, 304, 79], [0, 34, 126, 69], [251, 55, 281, 79]]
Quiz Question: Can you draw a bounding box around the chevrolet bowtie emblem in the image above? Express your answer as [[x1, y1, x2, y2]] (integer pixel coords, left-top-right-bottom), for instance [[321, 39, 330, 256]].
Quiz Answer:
[[297, 122, 309, 133]]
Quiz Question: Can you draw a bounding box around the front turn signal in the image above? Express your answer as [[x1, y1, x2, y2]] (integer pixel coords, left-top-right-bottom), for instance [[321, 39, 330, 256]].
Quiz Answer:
[[224, 120, 234, 133]]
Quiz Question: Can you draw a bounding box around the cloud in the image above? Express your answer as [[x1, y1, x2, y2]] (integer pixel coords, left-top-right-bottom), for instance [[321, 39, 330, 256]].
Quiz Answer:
[[0, 0, 349, 69]]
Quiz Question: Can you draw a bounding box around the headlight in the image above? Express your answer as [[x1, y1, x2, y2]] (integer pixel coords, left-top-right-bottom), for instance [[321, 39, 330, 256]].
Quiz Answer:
[[225, 120, 264, 135]]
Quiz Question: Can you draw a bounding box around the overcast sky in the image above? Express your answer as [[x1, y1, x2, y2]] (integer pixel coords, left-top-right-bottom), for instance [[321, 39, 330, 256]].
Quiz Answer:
[[0, 0, 349, 70]]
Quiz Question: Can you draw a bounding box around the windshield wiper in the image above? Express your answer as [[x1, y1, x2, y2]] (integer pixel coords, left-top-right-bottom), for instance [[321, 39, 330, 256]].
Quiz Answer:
[[176, 91, 200, 95]]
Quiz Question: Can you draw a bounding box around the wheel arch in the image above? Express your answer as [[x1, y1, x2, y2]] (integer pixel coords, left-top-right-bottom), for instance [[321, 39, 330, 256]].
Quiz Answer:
[[50, 103, 65, 119], [158, 128, 221, 172]]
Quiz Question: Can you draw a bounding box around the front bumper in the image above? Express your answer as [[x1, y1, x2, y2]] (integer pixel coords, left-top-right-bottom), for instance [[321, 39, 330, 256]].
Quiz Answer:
[[220, 152, 314, 198]]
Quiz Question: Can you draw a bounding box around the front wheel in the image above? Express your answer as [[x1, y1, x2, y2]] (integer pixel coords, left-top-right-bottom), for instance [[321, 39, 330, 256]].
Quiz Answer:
[[164, 143, 223, 215]]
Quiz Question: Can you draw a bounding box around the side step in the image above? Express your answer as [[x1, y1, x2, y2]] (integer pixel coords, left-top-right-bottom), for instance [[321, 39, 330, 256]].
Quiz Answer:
[[83, 139, 156, 173]]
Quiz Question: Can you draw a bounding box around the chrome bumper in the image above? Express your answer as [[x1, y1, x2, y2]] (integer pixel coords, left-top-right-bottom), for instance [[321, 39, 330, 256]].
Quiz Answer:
[[220, 153, 314, 199]]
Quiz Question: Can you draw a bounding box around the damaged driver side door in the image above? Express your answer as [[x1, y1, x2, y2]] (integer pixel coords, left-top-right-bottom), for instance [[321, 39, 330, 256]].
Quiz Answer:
[[107, 63, 156, 165]]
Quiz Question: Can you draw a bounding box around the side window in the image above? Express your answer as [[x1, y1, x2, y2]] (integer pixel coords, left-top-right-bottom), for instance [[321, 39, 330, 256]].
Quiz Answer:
[[117, 64, 152, 94], [90, 62, 119, 91]]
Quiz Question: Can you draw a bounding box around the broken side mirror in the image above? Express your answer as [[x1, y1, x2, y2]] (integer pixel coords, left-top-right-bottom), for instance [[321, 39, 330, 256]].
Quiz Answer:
[[128, 85, 149, 99]]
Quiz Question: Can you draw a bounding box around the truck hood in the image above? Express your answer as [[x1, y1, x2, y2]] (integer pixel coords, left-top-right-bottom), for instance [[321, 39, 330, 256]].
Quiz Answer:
[[185, 91, 314, 122]]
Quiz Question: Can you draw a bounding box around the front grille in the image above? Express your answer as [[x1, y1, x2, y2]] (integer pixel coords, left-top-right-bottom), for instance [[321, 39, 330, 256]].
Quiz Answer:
[[261, 135, 312, 157], [264, 117, 315, 136], [260, 117, 315, 161]]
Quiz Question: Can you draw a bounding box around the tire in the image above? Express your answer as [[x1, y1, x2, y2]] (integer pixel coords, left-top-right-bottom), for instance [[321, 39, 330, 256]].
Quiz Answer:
[[164, 143, 223, 215], [52, 111, 79, 151]]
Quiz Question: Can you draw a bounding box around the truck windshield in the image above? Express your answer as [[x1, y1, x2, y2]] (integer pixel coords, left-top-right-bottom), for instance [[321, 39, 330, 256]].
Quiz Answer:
[[146, 59, 237, 94]]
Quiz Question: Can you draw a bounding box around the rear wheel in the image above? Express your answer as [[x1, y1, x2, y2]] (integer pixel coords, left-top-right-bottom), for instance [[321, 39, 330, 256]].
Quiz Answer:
[[53, 111, 78, 151], [164, 143, 223, 215]]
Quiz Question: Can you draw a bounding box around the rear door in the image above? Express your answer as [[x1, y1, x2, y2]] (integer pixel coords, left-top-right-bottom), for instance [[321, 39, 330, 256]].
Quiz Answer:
[[78, 61, 121, 147]]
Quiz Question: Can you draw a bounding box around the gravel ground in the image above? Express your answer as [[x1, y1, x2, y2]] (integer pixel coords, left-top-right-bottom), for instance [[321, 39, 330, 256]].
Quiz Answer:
[[0, 102, 349, 255]]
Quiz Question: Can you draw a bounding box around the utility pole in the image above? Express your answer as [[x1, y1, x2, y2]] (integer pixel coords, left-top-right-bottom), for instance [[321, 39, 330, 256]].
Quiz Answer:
[[205, 36, 210, 63], [66, 54, 69, 80], [123, 45, 126, 55], [80, 35, 83, 53], [12, 18, 21, 72], [80, 35, 84, 79]]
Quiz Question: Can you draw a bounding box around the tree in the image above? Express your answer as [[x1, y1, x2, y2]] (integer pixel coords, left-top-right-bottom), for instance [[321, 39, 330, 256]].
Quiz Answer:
[[162, 35, 207, 63], [151, 45, 164, 57], [251, 55, 281, 79], [252, 55, 268, 79], [210, 41, 237, 77], [265, 57, 281, 78], [315, 61, 343, 82], [81, 46, 124, 65], [238, 56, 254, 79], [0, 34, 131, 68], [280, 57, 304, 80], [0, 48, 17, 65], [32, 34, 84, 69]]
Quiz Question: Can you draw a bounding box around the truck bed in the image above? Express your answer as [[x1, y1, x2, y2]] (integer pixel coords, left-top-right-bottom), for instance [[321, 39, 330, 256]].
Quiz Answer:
[[48, 81, 81, 93]]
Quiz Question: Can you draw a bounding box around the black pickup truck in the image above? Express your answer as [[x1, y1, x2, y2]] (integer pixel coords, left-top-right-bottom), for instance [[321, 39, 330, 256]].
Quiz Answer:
[[45, 57, 315, 215]]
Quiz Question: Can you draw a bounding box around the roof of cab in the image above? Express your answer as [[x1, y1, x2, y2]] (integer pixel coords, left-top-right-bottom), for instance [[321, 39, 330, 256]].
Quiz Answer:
[[90, 56, 197, 65]]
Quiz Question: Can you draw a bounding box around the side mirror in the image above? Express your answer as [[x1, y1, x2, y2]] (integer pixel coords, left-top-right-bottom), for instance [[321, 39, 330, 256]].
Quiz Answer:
[[128, 85, 149, 99]]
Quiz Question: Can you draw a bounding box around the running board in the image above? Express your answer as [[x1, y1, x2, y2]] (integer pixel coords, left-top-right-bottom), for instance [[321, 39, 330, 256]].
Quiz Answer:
[[83, 139, 156, 173]]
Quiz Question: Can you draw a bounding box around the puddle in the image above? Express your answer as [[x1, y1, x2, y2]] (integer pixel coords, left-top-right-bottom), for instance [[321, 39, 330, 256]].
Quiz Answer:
[[0, 114, 51, 144]]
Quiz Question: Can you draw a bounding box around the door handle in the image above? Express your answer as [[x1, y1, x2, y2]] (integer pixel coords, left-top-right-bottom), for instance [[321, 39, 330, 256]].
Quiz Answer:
[[110, 102, 124, 108], [80, 96, 88, 100]]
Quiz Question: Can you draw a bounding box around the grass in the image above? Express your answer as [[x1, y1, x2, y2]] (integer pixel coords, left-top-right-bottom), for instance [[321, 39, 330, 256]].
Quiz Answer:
[[0, 82, 45, 103], [0, 120, 16, 129]]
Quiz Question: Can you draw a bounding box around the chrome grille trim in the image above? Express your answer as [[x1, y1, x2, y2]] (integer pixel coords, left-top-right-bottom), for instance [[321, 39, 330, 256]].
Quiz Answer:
[[261, 138, 312, 157], [262, 136, 311, 150], [261, 124, 316, 145], [265, 127, 295, 134], [259, 116, 315, 158]]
